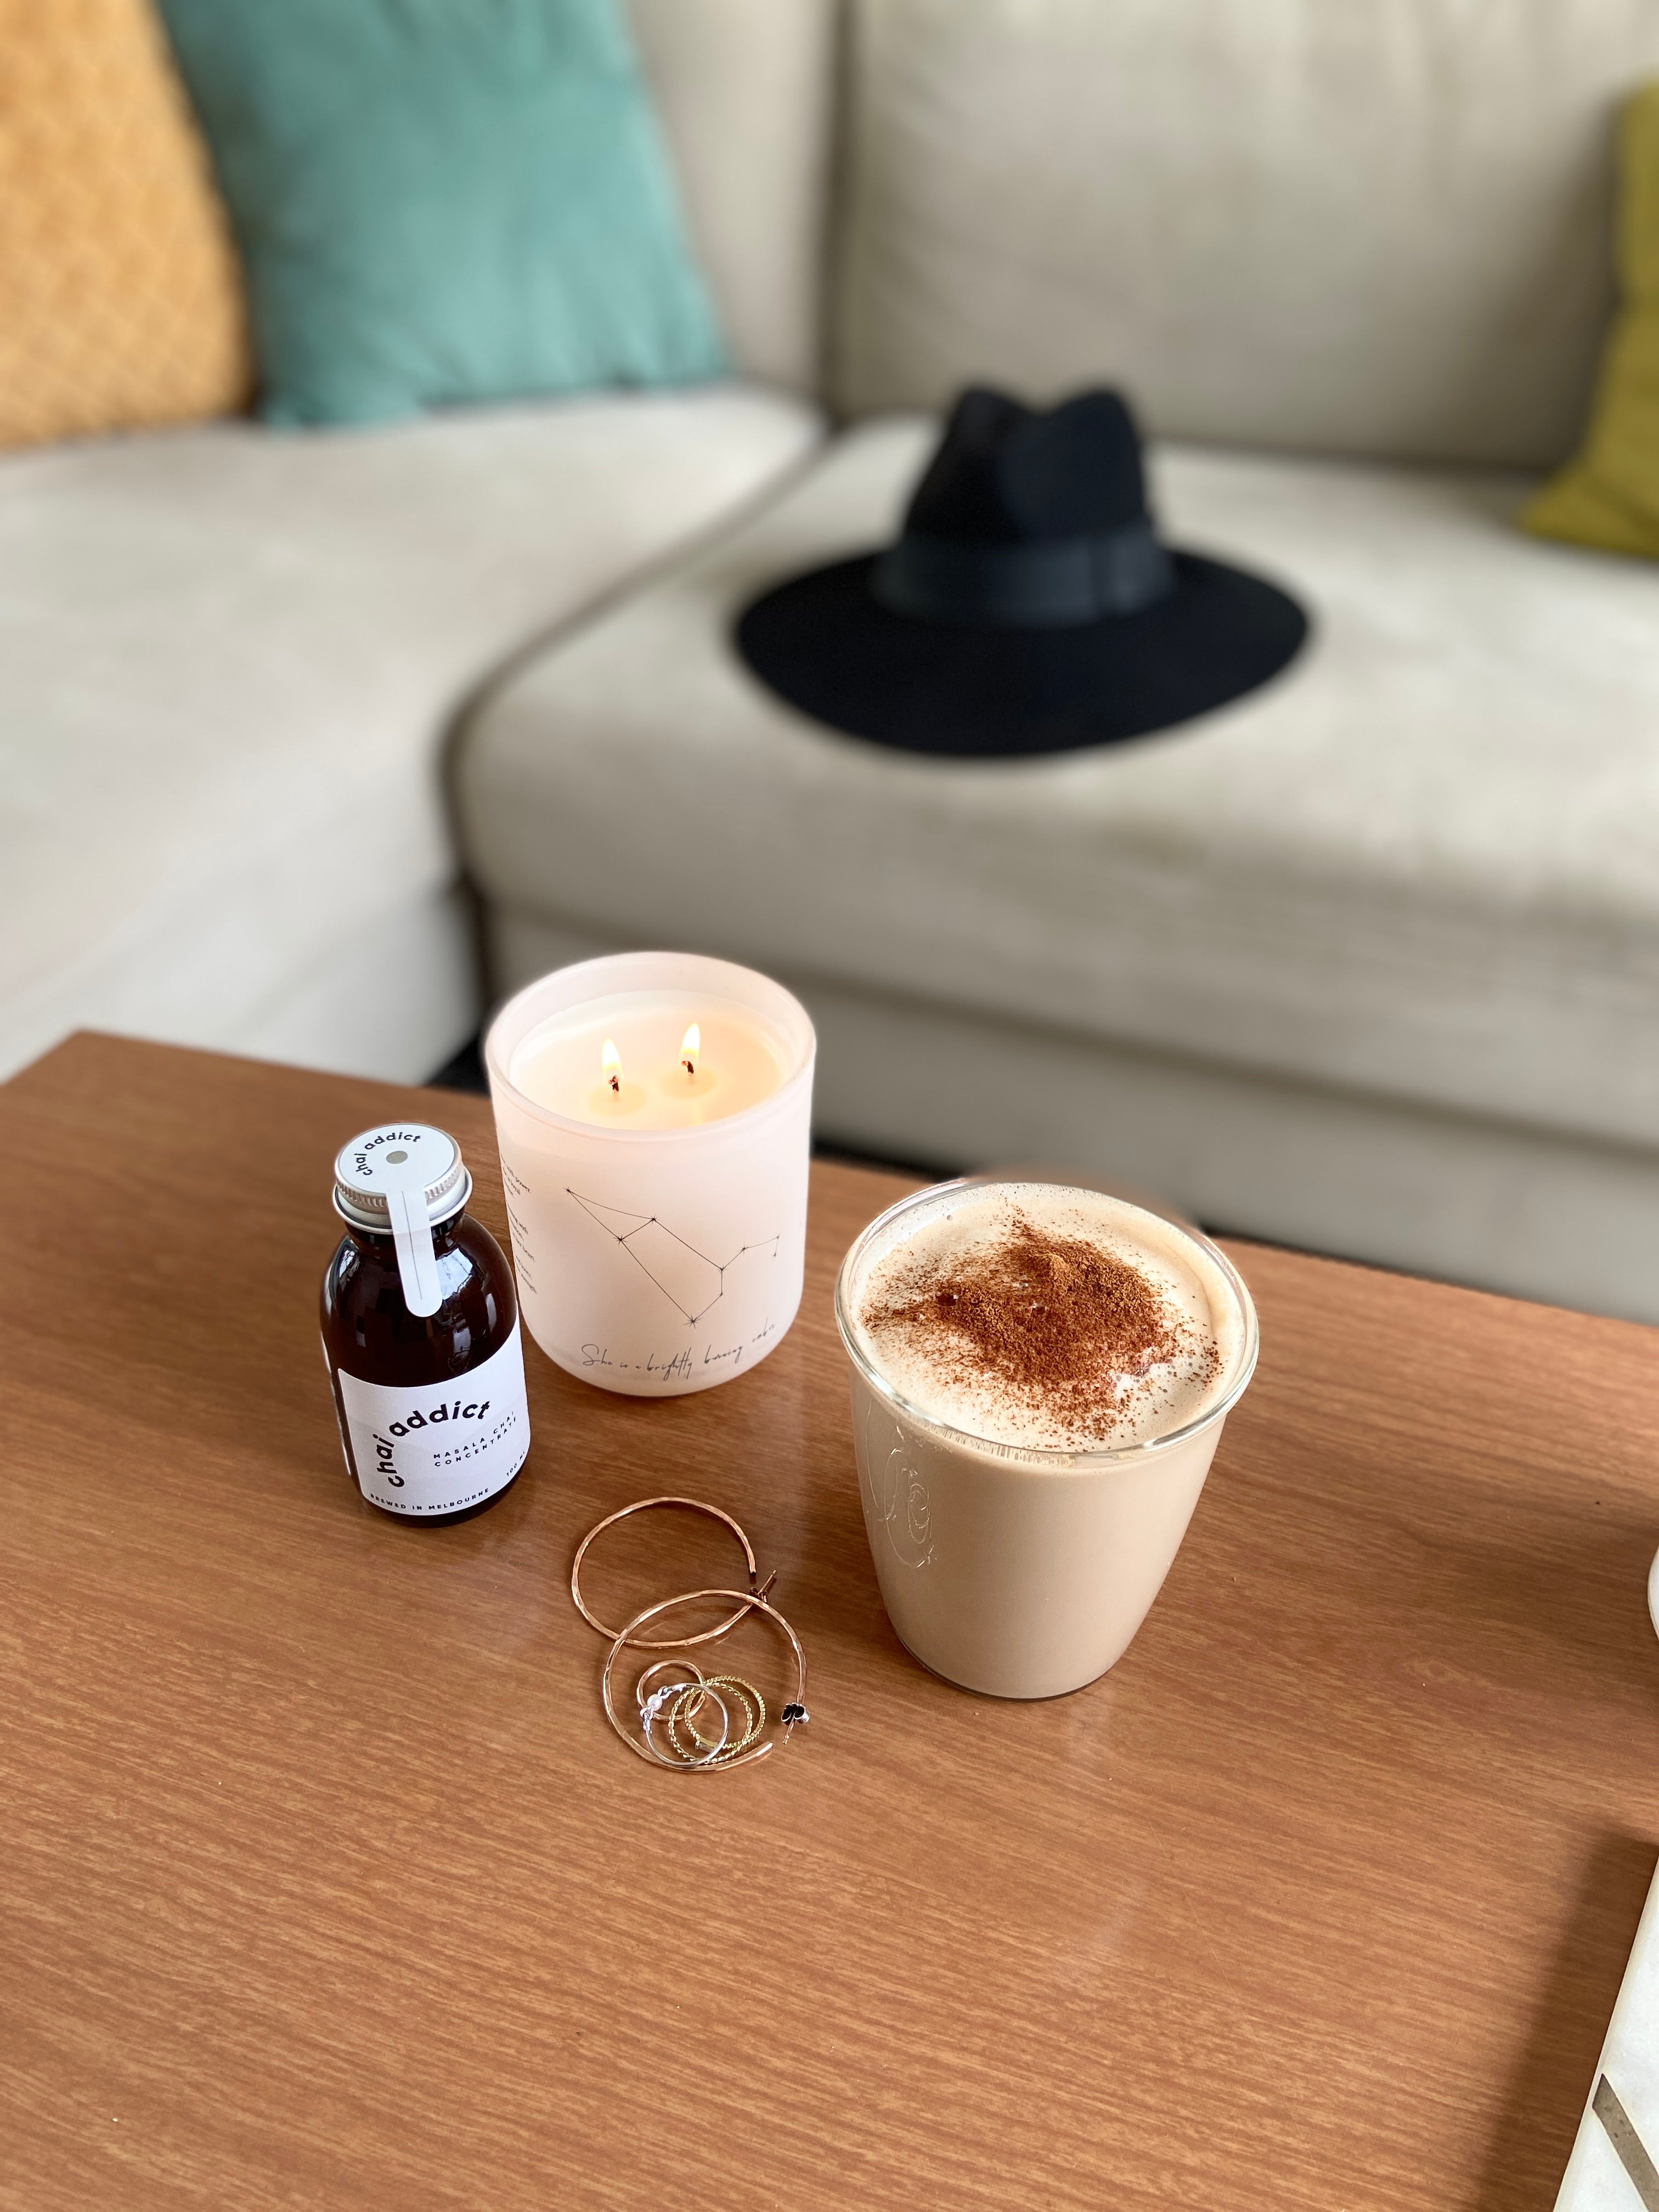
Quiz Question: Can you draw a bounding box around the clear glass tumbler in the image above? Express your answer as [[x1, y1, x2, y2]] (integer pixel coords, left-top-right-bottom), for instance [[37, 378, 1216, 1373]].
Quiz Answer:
[[835, 1178, 1259, 1697]]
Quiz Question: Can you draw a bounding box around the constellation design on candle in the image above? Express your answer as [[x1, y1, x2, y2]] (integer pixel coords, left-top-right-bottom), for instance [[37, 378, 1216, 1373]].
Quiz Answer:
[[567, 1190, 780, 1326]]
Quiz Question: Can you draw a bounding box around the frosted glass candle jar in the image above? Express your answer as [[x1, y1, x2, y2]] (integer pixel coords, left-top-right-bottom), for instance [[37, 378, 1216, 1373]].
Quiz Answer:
[[836, 1180, 1259, 1698], [485, 952, 815, 1396]]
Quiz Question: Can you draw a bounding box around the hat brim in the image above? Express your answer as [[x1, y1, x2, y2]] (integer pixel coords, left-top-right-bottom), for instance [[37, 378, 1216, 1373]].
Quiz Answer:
[[734, 550, 1309, 759]]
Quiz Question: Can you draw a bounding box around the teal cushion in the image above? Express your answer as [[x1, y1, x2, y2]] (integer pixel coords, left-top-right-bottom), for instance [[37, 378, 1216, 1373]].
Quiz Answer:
[[156, 0, 727, 427]]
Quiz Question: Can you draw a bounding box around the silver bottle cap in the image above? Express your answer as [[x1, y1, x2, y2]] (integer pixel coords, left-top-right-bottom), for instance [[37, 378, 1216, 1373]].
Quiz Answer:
[[332, 1124, 472, 1318]]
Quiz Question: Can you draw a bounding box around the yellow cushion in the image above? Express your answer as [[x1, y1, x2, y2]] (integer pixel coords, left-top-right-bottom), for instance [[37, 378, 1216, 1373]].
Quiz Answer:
[[1523, 82, 1659, 557], [0, 0, 250, 452]]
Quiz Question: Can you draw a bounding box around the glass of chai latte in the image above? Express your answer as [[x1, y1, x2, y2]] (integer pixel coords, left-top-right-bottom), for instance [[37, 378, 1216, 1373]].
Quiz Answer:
[[836, 1178, 1258, 1698]]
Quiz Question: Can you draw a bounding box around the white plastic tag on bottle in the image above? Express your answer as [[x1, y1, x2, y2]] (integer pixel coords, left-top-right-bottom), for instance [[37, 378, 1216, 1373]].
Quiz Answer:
[[333, 1125, 467, 1322], [380, 1149, 441, 1317]]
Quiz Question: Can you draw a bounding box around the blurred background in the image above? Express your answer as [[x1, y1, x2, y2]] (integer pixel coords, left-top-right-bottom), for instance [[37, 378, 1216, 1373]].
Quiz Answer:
[[5, 0, 1659, 1317]]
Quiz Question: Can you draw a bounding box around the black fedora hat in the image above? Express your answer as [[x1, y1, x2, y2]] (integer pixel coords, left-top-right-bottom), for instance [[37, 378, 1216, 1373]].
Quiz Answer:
[[735, 386, 1310, 760]]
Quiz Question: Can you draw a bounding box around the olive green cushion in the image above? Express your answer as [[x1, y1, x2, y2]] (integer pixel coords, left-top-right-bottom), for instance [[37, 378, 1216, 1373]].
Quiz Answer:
[[1523, 82, 1659, 557], [157, 0, 726, 427]]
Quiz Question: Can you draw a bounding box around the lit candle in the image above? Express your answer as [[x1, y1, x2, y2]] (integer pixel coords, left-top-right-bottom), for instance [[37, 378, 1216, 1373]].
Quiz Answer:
[[511, 989, 791, 1129], [485, 953, 815, 1397], [600, 1037, 624, 1105]]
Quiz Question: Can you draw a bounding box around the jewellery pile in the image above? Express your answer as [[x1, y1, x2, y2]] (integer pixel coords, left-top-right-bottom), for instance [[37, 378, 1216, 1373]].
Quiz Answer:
[[571, 1497, 811, 1774], [635, 1658, 765, 1767]]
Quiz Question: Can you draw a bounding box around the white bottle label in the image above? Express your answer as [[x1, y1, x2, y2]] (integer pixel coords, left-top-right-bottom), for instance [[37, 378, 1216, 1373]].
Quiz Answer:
[[334, 1321, 530, 1517]]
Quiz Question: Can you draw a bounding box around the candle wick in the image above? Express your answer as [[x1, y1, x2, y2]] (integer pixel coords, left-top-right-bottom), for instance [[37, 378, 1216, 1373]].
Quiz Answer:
[[683, 1058, 696, 1078], [608, 1074, 620, 1094]]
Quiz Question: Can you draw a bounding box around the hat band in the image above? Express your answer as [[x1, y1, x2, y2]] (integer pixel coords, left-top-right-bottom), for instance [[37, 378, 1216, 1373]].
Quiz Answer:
[[871, 518, 1175, 629]]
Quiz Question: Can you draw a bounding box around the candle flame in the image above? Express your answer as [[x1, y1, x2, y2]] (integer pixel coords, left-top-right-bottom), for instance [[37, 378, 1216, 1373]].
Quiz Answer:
[[601, 1037, 622, 1094], [681, 1022, 699, 1076]]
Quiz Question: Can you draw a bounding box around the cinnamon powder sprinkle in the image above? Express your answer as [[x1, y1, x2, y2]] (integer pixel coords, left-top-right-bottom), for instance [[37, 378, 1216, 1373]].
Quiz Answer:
[[868, 1212, 1218, 1441]]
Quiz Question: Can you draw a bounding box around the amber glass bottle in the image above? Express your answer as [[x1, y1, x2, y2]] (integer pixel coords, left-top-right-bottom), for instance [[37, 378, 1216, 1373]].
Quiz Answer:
[[321, 1122, 529, 1525]]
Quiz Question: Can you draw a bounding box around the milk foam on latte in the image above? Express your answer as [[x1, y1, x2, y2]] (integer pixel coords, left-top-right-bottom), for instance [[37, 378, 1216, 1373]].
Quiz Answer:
[[845, 1183, 1248, 1453]]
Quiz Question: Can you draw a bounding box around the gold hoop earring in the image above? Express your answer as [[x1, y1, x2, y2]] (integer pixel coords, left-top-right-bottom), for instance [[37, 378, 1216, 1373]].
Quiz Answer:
[[601, 1588, 810, 1774], [571, 1497, 772, 1650]]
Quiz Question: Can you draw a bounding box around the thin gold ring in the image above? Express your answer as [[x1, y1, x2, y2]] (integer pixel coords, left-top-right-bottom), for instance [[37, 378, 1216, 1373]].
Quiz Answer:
[[671, 1674, 765, 1762], [635, 1656, 707, 1714]]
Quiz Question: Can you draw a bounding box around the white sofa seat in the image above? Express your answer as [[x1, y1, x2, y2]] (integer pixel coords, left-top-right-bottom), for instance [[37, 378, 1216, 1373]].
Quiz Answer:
[[0, 386, 821, 1083], [456, 417, 1659, 1312]]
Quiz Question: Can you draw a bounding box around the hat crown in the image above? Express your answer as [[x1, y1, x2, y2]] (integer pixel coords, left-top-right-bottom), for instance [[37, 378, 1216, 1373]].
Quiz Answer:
[[904, 388, 1152, 546]]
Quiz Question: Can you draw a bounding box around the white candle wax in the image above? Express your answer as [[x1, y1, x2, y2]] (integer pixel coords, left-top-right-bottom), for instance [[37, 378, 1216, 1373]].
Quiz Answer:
[[486, 953, 815, 1397], [510, 989, 790, 1130]]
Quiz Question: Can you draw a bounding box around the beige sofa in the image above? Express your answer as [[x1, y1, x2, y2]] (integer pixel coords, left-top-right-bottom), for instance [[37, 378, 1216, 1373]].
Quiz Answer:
[[7, 0, 1659, 1321], [457, 0, 1659, 1322], [0, 0, 833, 1090]]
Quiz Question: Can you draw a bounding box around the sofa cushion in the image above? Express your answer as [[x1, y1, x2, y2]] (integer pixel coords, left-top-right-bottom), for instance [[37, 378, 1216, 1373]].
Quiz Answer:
[[1525, 78, 1659, 558], [833, 0, 1659, 466], [0, 0, 250, 452], [159, 0, 726, 427], [456, 416, 1659, 1152], [0, 385, 821, 1080]]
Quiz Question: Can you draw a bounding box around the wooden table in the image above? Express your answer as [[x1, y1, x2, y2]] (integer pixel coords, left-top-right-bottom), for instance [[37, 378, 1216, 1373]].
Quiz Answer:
[[4, 1034, 1659, 2210]]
